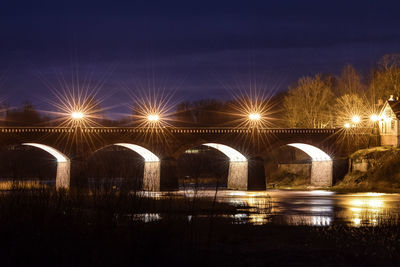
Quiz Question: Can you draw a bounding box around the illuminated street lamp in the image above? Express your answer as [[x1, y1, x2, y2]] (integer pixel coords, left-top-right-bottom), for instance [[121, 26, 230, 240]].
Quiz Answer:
[[147, 114, 160, 122], [351, 115, 361, 124], [344, 122, 351, 129], [370, 114, 379, 122], [71, 111, 84, 120], [249, 113, 261, 121], [70, 111, 85, 129]]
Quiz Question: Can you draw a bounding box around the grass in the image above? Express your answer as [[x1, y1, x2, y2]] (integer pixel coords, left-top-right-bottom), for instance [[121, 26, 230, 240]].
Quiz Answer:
[[0, 187, 400, 266], [0, 180, 48, 190]]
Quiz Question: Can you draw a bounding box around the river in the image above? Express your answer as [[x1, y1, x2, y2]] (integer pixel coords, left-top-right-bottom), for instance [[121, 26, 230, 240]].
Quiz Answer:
[[2, 179, 399, 227], [148, 189, 400, 226]]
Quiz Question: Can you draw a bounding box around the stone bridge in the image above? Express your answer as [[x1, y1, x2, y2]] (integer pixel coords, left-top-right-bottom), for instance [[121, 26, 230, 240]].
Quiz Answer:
[[0, 127, 375, 191]]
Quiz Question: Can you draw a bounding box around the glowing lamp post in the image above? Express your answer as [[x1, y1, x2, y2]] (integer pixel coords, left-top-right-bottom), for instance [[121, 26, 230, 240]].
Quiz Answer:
[[71, 111, 84, 120], [370, 114, 379, 122], [249, 113, 261, 121], [351, 115, 361, 124], [147, 114, 160, 122], [248, 113, 261, 130], [344, 115, 361, 129], [71, 111, 85, 128]]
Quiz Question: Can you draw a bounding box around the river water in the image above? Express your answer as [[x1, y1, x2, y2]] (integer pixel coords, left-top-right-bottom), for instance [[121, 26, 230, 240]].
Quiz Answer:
[[2, 179, 399, 226], [148, 189, 400, 226]]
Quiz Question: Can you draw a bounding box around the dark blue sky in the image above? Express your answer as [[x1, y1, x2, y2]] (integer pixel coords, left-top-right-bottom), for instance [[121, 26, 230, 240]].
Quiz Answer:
[[1, 0, 400, 116]]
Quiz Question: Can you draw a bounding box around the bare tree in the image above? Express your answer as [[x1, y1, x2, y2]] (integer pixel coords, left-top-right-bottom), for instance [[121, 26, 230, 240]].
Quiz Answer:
[[337, 64, 364, 96], [369, 54, 400, 102], [283, 74, 334, 128]]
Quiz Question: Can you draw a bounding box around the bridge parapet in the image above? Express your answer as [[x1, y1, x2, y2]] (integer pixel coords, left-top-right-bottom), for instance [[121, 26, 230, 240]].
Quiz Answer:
[[0, 127, 74, 133], [258, 128, 337, 134], [0, 126, 340, 134]]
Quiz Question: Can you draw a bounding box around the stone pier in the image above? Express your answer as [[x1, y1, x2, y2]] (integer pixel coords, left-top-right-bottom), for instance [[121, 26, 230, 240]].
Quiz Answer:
[[311, 160, 333, 187], [55, 160, 71, 189], [227, 161, 248, 190], [143, 161, 161, 191]]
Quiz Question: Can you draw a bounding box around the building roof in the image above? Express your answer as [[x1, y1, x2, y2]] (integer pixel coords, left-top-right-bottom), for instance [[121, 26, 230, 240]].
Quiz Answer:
[[387, 100, 400, 119]]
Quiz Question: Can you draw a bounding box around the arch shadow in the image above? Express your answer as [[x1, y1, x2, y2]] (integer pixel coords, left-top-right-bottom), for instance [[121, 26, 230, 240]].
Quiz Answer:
[[203, 143, 248, 190], [90, 143, 161, 191], [114, 143, 160, 191], [22, 143, 70, 189], [270, 143, 333, 187], [177, 143, 264, 190]]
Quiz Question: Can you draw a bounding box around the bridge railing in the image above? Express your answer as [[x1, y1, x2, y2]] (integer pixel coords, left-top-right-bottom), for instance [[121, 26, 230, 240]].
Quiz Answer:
[[0, 127, 74, 133], [0, 126, 341, 134]]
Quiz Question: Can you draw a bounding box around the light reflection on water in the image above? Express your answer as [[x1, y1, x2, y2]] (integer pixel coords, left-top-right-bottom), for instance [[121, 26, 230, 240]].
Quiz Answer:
[[217, 190, 335, 226], [340, 193, 390, 227], [131, 213, 161, 223], [128, 190, 400, 226], [2, 180, 399, 226], [157, 189, 400, 227]]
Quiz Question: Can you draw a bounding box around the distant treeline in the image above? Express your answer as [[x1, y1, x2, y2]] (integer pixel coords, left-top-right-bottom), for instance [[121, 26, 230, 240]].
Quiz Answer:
[[2, 54, 400, 128]]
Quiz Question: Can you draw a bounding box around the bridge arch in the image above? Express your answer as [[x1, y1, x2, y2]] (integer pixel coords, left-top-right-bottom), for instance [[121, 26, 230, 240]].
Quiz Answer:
[[267, 143, 333, 187], [178, 143, 249, 190], [287, 143, 332, 187], [22, 143, 70, 189], [90, 143, 161, 191], [203, 143, 248, 190], [114, 143, 160, 191]]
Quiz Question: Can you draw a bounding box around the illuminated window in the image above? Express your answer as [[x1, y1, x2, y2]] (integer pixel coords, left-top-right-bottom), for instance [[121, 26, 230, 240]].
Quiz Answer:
[[185, 149, 200, 154]]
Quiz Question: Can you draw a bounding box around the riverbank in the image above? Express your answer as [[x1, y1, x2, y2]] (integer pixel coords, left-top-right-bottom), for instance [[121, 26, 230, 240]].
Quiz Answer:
[[267, 147, 400, 193], [267, 172, 310, 190], [333, 147, 400, 193]]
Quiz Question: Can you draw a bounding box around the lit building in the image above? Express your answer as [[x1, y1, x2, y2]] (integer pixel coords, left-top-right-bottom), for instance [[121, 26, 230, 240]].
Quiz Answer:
[[378, 95, 400, 146]]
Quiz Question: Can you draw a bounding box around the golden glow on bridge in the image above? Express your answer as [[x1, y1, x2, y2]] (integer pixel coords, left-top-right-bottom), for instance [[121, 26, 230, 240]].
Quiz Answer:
[[46, 88, 104, 128], [226, 86, 277, 129], [342, 113, 380, 129], [127, 86, 176, 129]]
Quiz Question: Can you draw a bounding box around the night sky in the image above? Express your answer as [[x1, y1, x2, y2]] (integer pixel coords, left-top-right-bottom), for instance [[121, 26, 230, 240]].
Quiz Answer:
[[1, 0, 400, 117]]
